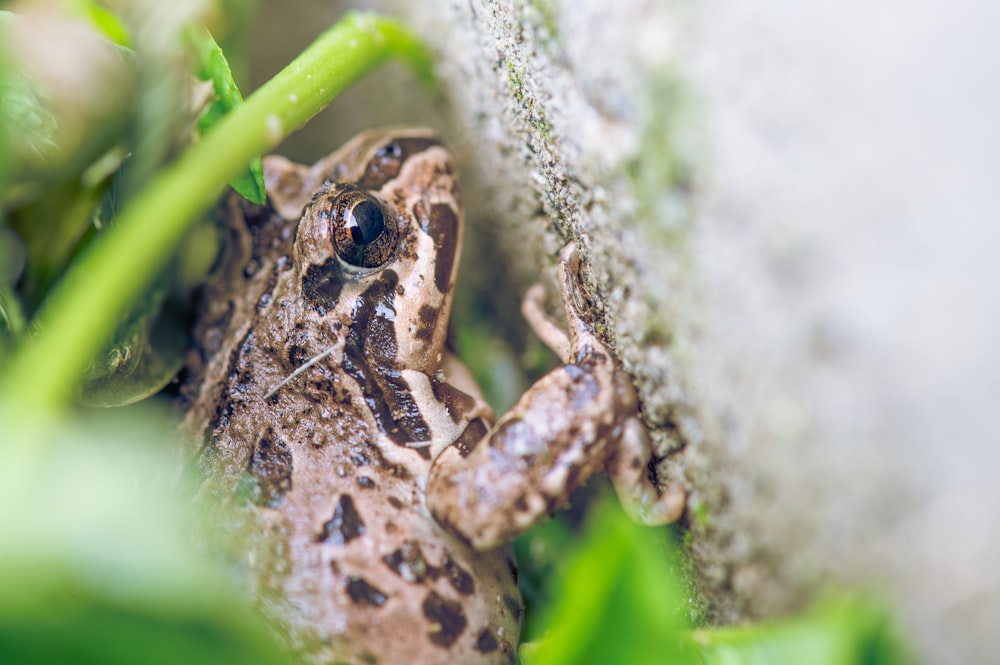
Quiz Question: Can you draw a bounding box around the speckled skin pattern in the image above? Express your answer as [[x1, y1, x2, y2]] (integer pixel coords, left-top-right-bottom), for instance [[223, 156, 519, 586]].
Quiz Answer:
[[178, 128, 682, 664]]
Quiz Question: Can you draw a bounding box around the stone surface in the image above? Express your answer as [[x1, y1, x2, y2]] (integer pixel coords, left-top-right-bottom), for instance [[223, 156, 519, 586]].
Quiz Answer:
[[250, 2, 1000, 663]]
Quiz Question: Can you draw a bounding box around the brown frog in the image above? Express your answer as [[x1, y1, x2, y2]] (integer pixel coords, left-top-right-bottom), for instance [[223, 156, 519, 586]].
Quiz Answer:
[[179, 128, 684, 665]]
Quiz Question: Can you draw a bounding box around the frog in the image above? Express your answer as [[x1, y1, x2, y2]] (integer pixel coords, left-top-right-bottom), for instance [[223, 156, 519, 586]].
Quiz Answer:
[[177, 127, 685, 665]]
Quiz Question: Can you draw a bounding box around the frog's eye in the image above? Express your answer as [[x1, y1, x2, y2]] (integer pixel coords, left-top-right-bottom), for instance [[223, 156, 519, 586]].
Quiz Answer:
[[329, 189, 399, 269]]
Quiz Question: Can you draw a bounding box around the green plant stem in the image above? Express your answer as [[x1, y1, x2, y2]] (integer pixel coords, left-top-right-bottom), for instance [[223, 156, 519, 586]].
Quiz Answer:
[[0, 12, 432, 434]]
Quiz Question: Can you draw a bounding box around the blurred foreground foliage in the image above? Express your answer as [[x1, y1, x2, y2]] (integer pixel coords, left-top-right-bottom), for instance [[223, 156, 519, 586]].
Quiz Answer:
[[0, 409, 293, 665], [0, 0, 258, 406], [516, 497, 913, 665], [0, 2, 915, 664]]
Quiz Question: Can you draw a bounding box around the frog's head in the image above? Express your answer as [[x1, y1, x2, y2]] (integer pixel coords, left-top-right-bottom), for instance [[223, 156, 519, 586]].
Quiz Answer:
[[282, 128, 462, 375]]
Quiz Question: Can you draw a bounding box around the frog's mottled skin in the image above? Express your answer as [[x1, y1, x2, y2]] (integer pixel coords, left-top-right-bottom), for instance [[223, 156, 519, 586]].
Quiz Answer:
[[179, 128, 683, 665]]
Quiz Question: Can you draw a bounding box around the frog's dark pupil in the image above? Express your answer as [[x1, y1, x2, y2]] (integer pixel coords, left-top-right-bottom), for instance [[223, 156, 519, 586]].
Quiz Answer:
[[348, 200, 385, 245]]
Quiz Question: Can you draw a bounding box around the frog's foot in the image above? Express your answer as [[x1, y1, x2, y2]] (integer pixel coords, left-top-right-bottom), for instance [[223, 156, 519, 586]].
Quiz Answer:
[[608, 417, 686, 525], [521, 242, 602, 364], [554, 242, 603, 357]]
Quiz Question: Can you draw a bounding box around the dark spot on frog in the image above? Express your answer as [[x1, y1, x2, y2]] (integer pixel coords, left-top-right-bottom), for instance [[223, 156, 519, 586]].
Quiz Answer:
[[342, 269, 432, 447], [287, 343, 308, 368], [247, 431, 293, 507], [507, 557, 519, 584], [243, 258, 261, 278], [204, 327, 253, 437], [358, 652, 378, 665], [351, 440, 411, 480], [574, 347, 609, 368], [451, 418, 489, 457], [302, 257, 344, 316], [356, 137, 440, 191], [251, 199, 289, 237], [453, 419, 488, 457], [631, 456, 643, 470], [442, 552, 475, 595], [475, 628, 499, 654], [422, 590, 467, 648], [356, 475, 375, 489], [424, 496, 472, 547], [345, 576, 387, 607], [414, 304, 439, 342], [256, 264, 281, 312], [647, 458, 660, 488], [226, 331, 258, 398], [413, 201, 459, 294], [198, 300, 234, 360], [430, 379, 477, 425], [349, 445, 372, 466], [387, 496, 404, 510], [305, 376, 336, 399], [503, 593, 523, 620], [382, 540, 430, 583], [319, 494, 365, 545]]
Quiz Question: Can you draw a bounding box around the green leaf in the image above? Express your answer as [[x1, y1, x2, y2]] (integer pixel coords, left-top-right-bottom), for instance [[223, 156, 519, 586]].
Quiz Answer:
[[521, 498, 698, 665], [520, 495, 914, 665], [231, 155, 266, 205], [0, 414, 293, 665], [191, 26, 266, 205], [692, 595, 914, 665], [82, 3, 131, 46]]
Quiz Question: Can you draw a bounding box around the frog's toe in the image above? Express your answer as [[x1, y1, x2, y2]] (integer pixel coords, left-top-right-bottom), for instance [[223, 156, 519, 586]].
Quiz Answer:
[[555, 241, 606, 349], [609, 417, 687, 525]]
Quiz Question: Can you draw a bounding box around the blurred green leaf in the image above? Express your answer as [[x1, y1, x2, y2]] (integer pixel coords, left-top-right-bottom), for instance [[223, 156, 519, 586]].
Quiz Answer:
[[521, 497, 698, 665], [0, 10, 133, 186], [77, 1, 131, 46], [191, 26, 265, 205], [515, 514, 575, 642], [0, 411, 292, 665], [692, 595, 913, 665], [519, 494, 913, 665], [0, 16, 61, 173]]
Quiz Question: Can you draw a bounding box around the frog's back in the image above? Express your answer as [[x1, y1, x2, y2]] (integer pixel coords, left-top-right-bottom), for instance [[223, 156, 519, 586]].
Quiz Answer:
[[189, 373, 520, 663], [226, 398, 522, 665]]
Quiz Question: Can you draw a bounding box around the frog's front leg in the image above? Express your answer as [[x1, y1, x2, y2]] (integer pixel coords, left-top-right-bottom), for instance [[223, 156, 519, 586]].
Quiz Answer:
[[427, 243, 685, 551]]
